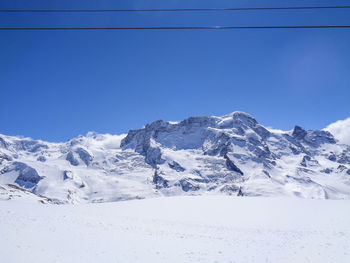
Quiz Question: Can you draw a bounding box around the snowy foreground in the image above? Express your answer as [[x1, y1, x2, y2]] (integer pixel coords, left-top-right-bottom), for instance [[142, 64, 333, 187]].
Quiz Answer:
[[1, 196, 350, 263]]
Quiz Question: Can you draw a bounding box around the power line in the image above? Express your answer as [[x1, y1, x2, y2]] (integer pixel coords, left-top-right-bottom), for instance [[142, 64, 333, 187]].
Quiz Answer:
[[0, 26, 350, 30], [1, 5, 350, 13]]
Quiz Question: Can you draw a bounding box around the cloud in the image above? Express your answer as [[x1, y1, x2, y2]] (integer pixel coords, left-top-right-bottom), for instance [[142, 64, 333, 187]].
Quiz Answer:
[[265, 126, 287, 134], [325, 118, 350, 145]]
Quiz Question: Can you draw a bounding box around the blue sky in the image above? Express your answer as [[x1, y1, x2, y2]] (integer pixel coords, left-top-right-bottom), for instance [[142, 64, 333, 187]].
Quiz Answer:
[[1, 0, 349, 142]]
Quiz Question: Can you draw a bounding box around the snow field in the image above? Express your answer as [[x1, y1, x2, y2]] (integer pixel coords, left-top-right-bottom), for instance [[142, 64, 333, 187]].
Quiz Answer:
[[1, 196, 349, 263]]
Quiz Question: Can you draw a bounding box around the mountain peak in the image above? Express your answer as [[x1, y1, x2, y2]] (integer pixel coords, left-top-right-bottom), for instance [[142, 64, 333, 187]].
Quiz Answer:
[[223, 111, 256, 120], [292, 125, 307, 139], [218, 111, 258, 128]]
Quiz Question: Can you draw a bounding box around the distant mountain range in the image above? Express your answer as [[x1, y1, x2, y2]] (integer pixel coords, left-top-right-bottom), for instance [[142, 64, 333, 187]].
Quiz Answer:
[[1, 111, 350, 203]]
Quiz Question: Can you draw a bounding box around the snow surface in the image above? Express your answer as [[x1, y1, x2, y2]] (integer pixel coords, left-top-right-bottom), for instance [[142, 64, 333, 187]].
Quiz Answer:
[[1, 196, 349, 263]]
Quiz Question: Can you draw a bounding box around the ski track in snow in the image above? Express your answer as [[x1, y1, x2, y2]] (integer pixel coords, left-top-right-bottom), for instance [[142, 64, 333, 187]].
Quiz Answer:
[[1, 196, 350, 263]]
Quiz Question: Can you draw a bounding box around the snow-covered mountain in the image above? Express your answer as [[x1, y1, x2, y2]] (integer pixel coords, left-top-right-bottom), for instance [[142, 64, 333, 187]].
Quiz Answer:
[[1, 111, 350, 203]]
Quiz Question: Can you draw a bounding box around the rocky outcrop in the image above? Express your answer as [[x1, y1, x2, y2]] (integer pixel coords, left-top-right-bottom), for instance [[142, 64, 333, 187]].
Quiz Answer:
[[153, 169, 168, 189], [168, 161, 185, 172], [66, 151, 79, 166], [0, 137, 9, 149], [177, 179, 200, 192], [76, 147, 93, 166], [292, 126, 336, 147], [224, 155, 244, 175], [1, 162, 42, 188], [37, 156, 46, 162]]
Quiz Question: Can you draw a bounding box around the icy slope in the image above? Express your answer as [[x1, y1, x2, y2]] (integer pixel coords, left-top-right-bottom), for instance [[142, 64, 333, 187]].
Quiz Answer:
[[1, 111, 350, 202], [1, 196, 349, 263]]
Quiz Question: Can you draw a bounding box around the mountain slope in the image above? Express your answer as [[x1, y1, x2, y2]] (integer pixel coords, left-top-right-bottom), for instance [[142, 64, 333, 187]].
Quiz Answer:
[[1, 111, 350, 203]]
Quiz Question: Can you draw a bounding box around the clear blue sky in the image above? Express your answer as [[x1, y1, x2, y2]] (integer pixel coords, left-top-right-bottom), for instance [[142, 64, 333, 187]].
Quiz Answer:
[[1, 0, 349, 142]]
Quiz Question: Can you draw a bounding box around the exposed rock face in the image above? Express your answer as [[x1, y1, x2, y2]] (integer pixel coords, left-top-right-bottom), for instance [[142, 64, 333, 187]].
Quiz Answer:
[[152, 169, 168, 189], [0, 153, 12, 164], [63, 170, 73, 180], [300, 155, 319, 167], [338, 149, 350, 164], [220, 184, 240, 195], [168, 161, 185, 172], [292, 126, 336, 148], [1, 162, 42, 188], [66, 151, 79, 166], [37, 156, 46, 162], [224, 155, 244, 175], [177, 179, 200, 192], [292, 126, 307, 140], [145, 146, 164, 167], [17, 140, 48, 152], [63, 170, 85, 188], [75, 147, 93, 166], [66, 148, 93, 166], [0, 137, 9, 149]]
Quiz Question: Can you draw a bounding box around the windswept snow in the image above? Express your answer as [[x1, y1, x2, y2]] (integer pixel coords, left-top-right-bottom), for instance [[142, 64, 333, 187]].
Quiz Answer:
[[1, 196, 349, 263]]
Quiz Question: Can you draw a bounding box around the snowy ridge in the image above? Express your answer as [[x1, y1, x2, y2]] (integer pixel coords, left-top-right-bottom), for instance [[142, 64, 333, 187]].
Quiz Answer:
[[1, 111, 350, 203]]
